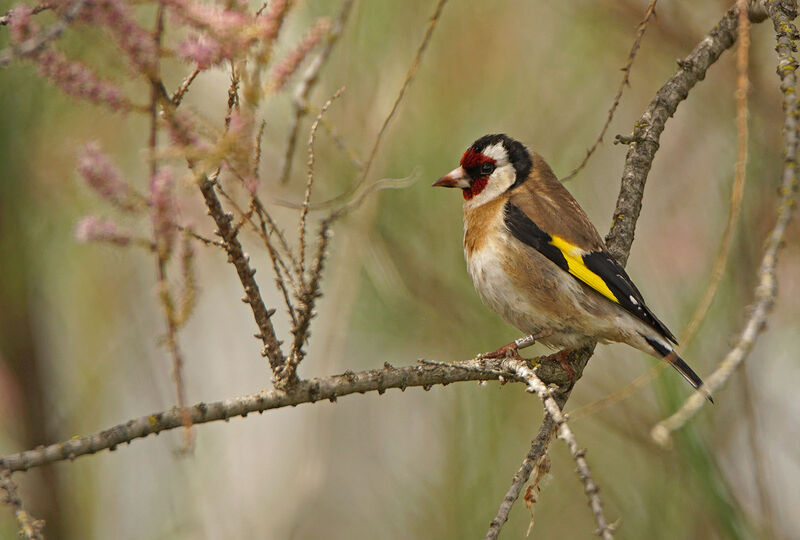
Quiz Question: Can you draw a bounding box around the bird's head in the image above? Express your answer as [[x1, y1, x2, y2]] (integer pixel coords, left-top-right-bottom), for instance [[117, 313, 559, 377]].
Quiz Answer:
[[432, 133, 532, 206]]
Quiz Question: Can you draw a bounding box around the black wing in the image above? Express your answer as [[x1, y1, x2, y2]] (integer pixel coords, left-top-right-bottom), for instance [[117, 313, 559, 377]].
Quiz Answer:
[[503, 201, 678, 344]]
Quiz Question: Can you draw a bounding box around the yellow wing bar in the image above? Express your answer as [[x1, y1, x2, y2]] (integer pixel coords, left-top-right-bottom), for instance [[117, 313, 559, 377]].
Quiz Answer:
[[549, 236, 619, 303]]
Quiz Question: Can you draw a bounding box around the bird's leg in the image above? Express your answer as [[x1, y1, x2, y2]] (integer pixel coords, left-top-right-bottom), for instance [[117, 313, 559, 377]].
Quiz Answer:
[[478, 331, 552, 361], [541, 349, 576, 382], [478, 341, 524, 361]]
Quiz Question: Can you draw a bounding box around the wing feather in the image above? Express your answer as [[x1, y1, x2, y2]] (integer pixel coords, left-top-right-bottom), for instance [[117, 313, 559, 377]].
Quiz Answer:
[[503, 201, 677, 344]]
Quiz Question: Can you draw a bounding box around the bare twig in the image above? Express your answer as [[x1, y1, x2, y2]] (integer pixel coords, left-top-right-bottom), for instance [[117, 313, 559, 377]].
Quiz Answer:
[[312, 0, 448, 209], [279, 0, 355, 184], [487, 360, 614, 539], [572, 0, 757, 420], [171, 66, 201, 106], [651, 0, 798, 445], [0, 353, 580, 473], [177, 224, 226, 249], [487, 404, 559, 539], [607, 3, 745, 265], [198, 178, 286, 379], [1, 469, 44, 540], [561, 0, 658, 182], [298, 88, 344, 282]]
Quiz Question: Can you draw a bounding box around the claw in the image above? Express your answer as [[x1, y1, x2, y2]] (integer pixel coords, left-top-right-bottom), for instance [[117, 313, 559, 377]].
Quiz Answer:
[[541, 349, 576, 383], [478, 341, 523, 361]]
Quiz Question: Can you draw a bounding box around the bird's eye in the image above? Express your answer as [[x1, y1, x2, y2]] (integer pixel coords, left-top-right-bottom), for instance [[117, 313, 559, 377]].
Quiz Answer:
[[481, 162, 495, 176]]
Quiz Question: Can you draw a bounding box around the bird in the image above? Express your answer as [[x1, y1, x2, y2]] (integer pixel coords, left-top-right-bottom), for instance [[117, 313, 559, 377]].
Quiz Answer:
[[432, 133, 710, 400]]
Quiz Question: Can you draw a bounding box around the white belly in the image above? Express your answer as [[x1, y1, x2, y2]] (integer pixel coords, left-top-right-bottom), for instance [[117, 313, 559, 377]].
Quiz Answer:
[[465, 241, 600, 349]]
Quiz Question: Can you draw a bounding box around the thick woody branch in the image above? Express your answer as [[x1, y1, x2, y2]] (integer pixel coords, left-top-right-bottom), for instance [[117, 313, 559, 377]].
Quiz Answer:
[[0, 355, 580, 473], [651, 0, 799, 444]]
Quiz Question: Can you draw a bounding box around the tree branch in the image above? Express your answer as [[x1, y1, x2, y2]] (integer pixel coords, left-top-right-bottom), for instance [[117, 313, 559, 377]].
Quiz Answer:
[[651, 0, 799, 444], [0, 354, 580, 473], [1, 469, 44, 540], [198, 177, 286, 378], [487, 3, 764, 535], [607, 2, 746, 265]]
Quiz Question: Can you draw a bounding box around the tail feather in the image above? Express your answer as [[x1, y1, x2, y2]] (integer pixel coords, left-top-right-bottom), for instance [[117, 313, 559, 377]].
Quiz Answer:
[[643, 336, 713, 403]]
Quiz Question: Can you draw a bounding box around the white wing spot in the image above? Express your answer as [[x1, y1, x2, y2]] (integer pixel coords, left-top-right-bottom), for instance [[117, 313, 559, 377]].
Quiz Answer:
[[629, 295, 638, 305]]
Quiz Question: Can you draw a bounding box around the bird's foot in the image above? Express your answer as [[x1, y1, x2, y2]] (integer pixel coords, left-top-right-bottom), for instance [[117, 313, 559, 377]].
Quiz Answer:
[[478, 341, 524, 361], [541, 349, 576, 383]]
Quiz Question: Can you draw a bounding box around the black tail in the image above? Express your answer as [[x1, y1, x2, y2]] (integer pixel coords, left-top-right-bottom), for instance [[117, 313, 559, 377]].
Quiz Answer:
[[644, 336, 713, 403]]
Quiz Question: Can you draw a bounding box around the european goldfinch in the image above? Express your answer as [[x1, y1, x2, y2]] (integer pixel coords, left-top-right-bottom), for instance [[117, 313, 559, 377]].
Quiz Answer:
[[433, 133, 709, 398]]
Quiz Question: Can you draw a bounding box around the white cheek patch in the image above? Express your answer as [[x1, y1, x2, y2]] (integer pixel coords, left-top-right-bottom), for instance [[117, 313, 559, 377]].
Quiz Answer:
[[481, 142, 509, 164], [463, 164, 516, 209]]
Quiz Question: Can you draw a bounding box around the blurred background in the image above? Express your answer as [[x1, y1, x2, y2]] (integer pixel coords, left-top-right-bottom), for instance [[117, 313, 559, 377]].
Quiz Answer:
[[1, 0, 798, 538]]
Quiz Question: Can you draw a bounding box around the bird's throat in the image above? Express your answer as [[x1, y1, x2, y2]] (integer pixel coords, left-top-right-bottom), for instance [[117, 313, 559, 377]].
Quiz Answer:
[[462, 177, 488, 200]]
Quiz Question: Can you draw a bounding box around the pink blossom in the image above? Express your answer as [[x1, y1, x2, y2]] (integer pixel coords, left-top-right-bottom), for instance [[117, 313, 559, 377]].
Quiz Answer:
[[244, 175, 259, 195], [149, 168, 177, 258], [166, 110, 209, 155], [258, 0, 289, 42], [8, 5, 39, 42], [35, 49, 130, 111], [269, 19, 330, 92], [78, 142, 137, 211], [79, 0, 157, 73], [75, 216, 132, 246], [176, 34, 222, 70], [227, 109, 250, 135]]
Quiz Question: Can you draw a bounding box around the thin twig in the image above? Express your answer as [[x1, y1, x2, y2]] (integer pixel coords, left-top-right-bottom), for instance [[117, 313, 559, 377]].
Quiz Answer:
[[198, 177, 287, 379], [310, 0, 448, 209], [279, 0, 355, 184], [177, 224, 226, 249], [1, 469, 45, 540], [606, 3, 744, 265], [493, 360, 614, 540], [171, 66, 201, 106], [561, 0, 659, 182], [0, 354, 579, 473], [486, 407, 558, 538], [651, 1, 798, 445], [298, 88, 344, 283]]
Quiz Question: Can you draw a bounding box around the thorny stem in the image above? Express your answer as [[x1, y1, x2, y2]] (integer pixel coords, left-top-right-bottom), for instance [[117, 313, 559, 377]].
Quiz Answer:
[[198, 178, 286, 380]]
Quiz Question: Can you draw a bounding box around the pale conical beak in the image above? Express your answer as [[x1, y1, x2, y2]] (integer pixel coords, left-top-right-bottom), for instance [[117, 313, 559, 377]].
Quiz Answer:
[[432, 166, 470, 189]]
